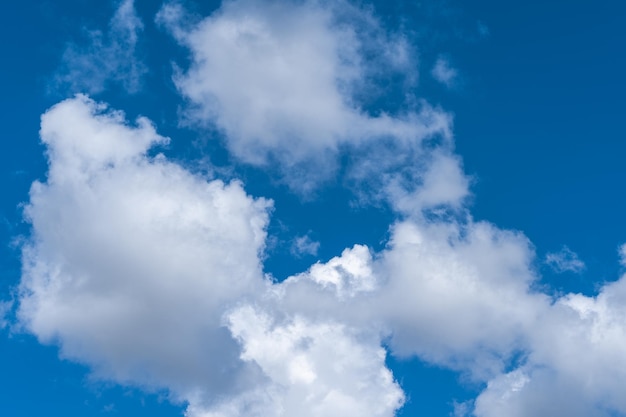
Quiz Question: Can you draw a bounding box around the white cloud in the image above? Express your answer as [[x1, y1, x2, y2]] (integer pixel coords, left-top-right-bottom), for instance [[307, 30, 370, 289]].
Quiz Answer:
[[291, 234, 320, 257], [373, 219, 548, 379], [19, 95, 272, 407], [192, 305, 405, 417], [474, 279, 626, 417], [18, 94, 626, 417], [55, 0, 146, 94], [383, 151, 470, 214], [545, 245, 585, 273], [274, 217, 546, 380], [17, 95, 406, 417], [279, 217, 626, 417], [431, 56, 458, 88], [286, 244, 377, 300], [158, 0, 452, 193]]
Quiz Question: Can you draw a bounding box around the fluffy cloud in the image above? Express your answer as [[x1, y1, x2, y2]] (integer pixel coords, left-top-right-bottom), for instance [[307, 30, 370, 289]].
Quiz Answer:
[[55, 0, 146, 94], [18, 94, 626, 417], [375, 219, 547, 378], [19, 95, 272, 404], [278, 217, 626, 416], [545, 245, 585, 273], [18, 95, 406, 417], [279, 218, 546, 379], [474, 279, 626, 417], [158, 0, 451, 192], [190, 305, 404, 417]]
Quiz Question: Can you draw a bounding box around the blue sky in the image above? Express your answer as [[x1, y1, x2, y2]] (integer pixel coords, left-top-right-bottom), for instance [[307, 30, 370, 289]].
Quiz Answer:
[[1, 0, 625, 416]]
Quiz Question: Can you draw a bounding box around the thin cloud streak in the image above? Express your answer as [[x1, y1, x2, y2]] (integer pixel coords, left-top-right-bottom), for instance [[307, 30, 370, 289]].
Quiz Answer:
[[54, 0, 146, 95]]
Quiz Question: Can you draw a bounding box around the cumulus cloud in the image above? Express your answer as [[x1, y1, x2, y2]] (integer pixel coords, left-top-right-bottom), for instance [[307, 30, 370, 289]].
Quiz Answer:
[[277, 217, 626, 416], [157, 0, 452, 193], [19, 95, 272, 406], [545, 245, 585, 274], [284, 244, 378, 302], [18, 94, 626, 417], [55, 0, 146, 94], [17, 95, 406, 417], [278, 219, 545, 378], [474, 279, 626, 417], [431, 56, 458, 88], [202, 305, 405, 417], [375, 219, 546, 377]]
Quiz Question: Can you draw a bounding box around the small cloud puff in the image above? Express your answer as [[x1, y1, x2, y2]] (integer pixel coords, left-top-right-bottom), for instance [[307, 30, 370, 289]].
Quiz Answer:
[[291, 234, 320, 258], [545, 245, 585, 274], [431, 56, 458, 88]]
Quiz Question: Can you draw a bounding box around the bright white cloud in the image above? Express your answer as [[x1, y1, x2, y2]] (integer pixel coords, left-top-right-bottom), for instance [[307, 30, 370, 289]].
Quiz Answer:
[[19, 95, 272, 406], [545, 245, 585, 273], [19, 93, 626, 417], [18, 95, 406, 417], [158, 0, 451, 193], [285, 244, 377, 301], [280, 217, 626, 417], [275, 217, 546, 380], [375, 219, 547, 378], [55, 0, 146, 94], [475, 278, 626, 417], [192, 305, 405, 417], [431, 56, 458, 88]]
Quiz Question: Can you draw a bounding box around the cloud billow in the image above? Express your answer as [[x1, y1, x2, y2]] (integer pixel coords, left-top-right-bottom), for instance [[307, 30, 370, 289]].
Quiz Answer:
[[54, 0, 147, 95]]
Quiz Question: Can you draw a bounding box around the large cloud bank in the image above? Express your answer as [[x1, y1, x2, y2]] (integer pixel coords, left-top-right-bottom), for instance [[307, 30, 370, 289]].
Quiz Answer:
[[15, 0, 626, 417]]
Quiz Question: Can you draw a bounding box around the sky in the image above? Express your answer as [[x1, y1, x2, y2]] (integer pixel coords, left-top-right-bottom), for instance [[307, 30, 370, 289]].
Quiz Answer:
[[1, 0, 625, 416]]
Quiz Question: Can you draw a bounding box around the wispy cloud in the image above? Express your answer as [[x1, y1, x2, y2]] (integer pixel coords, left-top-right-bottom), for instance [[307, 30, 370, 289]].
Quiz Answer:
[[54, 0, 146, 95], [431, 56, 458, 88], [545, 245, 585, 273], [291, 234, 320, 257]]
